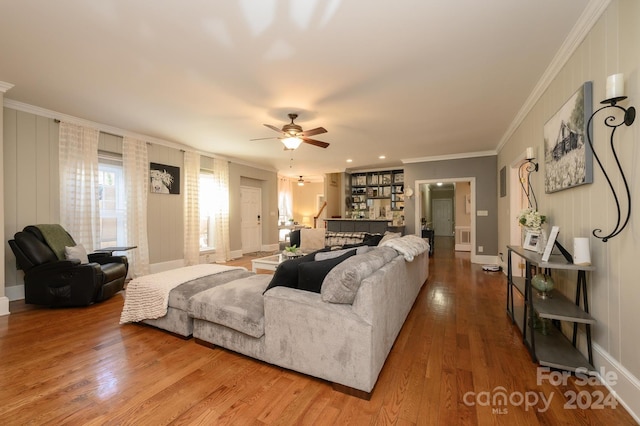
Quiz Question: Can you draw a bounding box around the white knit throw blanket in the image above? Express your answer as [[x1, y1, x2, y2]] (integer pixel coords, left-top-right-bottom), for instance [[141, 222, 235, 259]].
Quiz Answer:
[[119, 264, 245, 324], [379, 235, 430, 261]]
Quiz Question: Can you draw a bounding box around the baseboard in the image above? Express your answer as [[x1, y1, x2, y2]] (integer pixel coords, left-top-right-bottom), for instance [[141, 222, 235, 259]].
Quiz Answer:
[[0, 296, 9, 316], [592, 342, 640, 423], [5, 284, 24, 302], [455, 244, 471, 252], [230, 249, 244, 260]]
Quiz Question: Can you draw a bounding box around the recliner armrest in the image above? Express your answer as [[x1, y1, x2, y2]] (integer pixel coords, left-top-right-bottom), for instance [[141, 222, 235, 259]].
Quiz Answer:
[[88, 253, 127, 265], [29, 259, 83, 274]]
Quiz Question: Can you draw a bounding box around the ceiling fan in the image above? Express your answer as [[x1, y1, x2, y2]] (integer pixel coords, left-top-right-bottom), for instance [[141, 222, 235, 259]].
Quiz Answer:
[[297, 176, 307, 186], [251, 113, 330, 150]]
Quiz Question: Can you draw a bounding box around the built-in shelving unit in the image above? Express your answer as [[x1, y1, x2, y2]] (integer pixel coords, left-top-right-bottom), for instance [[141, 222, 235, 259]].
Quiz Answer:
[[506, 245, 595, 372], [349, 170, 404, 220]]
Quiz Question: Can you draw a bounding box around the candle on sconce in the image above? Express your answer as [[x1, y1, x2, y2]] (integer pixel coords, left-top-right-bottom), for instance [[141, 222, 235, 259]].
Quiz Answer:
[[606, 73, 624, 99], [526, 147, 535, 160]]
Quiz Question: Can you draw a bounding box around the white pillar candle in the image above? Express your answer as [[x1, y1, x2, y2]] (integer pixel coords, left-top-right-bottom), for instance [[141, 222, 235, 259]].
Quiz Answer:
[[526, 147, 535, 160], [573, 237, 591, 266], [606, 73, 624, 99]]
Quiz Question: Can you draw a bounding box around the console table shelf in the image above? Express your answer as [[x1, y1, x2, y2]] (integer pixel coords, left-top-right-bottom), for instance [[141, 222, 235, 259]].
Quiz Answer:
[[506, 245, 595, 372]]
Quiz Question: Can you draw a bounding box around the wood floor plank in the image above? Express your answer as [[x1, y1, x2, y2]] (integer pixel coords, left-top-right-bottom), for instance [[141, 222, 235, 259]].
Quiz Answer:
[[1, 239, 636, 425]]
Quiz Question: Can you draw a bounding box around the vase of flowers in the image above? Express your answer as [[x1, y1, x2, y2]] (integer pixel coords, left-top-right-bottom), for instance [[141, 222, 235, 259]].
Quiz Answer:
[[517, 208, 546, 229], [518, 208, 547, 250]]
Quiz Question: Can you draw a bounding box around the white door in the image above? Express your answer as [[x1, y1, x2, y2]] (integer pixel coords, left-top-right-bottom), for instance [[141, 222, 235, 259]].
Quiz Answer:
[[241, 186, 262, 253], [433, 199, 453, 236]]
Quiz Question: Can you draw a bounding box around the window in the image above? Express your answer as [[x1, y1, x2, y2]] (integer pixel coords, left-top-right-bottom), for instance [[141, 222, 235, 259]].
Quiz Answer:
[[199, 171, 216, 250], [98, 152, 126, 248]]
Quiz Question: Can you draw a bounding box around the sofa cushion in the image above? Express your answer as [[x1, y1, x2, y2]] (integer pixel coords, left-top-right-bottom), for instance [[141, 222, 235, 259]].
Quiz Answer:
[[297, 249, 357, 293], [321, 246, 399, 304], [188, 274, 271, 338], [263, 252, 316, 294]]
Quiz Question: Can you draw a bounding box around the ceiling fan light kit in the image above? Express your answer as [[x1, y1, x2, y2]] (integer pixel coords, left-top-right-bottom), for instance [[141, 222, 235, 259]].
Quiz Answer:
[[282, 137, 302, 150]]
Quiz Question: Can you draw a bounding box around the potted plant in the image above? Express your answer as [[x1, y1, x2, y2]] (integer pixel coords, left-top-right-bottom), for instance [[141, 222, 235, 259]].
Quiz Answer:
[[283, 244, 302, 258]]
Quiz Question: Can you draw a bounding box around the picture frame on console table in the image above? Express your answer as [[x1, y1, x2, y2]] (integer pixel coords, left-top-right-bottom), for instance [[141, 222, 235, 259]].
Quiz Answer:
[[523, 230, 541, 252], [541, 226, 559, 261]]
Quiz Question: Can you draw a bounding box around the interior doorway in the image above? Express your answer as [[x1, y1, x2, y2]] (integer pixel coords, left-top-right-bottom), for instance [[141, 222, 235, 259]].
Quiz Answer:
[[240, 186, 262, 253], [414, 177, 476, 260]]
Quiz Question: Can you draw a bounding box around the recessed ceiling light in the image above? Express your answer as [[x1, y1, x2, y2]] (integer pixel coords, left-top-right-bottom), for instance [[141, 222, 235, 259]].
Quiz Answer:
[[379, 155, 386, 159], [437, 182, 443, 186], [346, 159, 353, 163]]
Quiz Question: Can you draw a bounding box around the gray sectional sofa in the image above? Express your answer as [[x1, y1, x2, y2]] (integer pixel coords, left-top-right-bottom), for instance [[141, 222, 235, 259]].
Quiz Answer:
[[189, 244, 429, 396]]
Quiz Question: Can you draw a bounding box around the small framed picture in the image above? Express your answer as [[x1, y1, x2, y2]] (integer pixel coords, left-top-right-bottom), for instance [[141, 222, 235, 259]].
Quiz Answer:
[[523, 230, 541, 252]]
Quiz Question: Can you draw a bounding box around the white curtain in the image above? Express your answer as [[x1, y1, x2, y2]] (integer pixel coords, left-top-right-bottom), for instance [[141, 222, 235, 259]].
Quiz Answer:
[[183, 151, 201, 266], [213, 158, 231, 263], [123, 137, 150, 277], [59, 122, 100, 249], [278, 175, 293, 222]]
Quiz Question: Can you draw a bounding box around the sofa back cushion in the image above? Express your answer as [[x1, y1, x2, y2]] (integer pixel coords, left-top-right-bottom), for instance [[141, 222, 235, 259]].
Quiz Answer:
[[321, 246, 398, 304], [300, 228, 326, 251]]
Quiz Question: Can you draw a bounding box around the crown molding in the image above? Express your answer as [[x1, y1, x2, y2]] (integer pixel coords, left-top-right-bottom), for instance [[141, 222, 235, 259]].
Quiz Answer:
[[2, 98, 276, 173], [0, 81, 14, 93], [496, 0, 611, 153], [402, 150, 497, 164]]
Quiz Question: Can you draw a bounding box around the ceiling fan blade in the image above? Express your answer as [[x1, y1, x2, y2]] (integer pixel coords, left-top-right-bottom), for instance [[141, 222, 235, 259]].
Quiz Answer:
[[301, 137, 330, 148], [264, 124, 285, 134], [298, 127, 327, 137], [250, 137, 279, 141]]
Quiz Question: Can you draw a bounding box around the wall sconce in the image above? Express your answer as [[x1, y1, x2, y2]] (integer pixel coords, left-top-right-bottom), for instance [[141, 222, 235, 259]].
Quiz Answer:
[[519, 147, 538, 211], [586, 73, 636, 242], [404, 187, 414, 199]]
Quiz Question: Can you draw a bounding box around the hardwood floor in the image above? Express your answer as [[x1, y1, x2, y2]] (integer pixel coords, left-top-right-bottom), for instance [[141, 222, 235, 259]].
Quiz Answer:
[[1, 239, 636, 425]]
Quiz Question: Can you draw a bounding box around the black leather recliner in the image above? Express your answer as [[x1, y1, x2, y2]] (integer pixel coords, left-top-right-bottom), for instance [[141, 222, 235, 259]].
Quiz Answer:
[[8, 225, 129, 307]]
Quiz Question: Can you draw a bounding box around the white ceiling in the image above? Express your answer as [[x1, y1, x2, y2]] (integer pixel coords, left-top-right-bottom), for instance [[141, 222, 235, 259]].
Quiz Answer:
[[0, 0, 594, 179]]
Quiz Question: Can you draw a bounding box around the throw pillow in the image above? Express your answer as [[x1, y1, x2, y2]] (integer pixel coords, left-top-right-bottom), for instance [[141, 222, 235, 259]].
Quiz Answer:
[[378, 231, 401, 245], [363, 233, 384, 246], [64, 244, 89, 264], [263, 252, 316, 294], [297, 250, 356, 293]]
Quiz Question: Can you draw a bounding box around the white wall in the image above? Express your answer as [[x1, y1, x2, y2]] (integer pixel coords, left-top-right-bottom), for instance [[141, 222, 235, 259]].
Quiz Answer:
[[2, 106, 279, 298], [497, 0, 640, 417]]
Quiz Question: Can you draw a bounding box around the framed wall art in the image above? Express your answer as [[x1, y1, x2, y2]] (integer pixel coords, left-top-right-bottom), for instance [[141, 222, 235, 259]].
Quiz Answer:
[[543, 81, 593, 193], [150, 162, 180, 194]]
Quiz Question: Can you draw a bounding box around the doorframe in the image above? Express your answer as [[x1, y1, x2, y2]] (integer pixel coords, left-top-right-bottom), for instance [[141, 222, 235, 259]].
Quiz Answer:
[[508, 149, 530, 276], [240, 185, 263, 254], [414, 177, 476, 261]]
